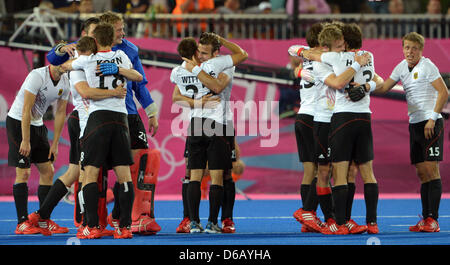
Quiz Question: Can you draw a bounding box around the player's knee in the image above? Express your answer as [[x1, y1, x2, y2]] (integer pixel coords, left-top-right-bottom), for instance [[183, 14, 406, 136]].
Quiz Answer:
[[38, 164, 54, 184], [15, 168, 31, 183], [84, 166, 100, 184], [317, 168, 330, 183], [416, 162, 436, 182], [59, 164, 80, 186]]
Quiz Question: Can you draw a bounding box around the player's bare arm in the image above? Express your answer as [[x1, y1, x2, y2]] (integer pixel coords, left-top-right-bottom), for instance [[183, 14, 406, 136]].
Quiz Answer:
[[74, 81, 126, 100], [302, 47, 323, 62], [96, 64, 143, 82], [60, 58, 76, 72], [424, 77, 449, 139], [181, 56, 231, 94], [215, 34, 248, 66], [49, 98, 68, 161], [172, 85, 220, 108], [373, 77, 397, 94], [19, 90, 36, 158]]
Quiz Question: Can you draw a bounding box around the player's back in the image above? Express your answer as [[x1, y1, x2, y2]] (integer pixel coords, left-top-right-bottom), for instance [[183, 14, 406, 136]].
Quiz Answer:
[[298, 58, 317, 116], [322, 51, 374, 113], [200, 55, 235, 124], [72, 50, 132, 115]]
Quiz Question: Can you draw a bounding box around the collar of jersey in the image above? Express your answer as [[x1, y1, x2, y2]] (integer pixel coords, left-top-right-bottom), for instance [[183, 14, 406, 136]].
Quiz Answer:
[[97, 50, 112, 53]]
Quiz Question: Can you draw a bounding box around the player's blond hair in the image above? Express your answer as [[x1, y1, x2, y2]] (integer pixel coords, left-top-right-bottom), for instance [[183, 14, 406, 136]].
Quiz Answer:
[[402, 32, 425, 50], [318, 25, 343, 49], [98, 11, 123, 25]]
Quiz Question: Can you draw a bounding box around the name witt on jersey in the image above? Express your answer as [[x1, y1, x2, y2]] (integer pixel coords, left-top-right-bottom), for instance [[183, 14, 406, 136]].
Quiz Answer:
[[346, 59, 372, 67], [181, 76, 200, 83]]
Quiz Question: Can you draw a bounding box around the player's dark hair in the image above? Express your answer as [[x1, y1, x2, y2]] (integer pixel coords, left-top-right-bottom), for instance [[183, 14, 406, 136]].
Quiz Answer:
[[306, 23, 323, 48], [177, 37, 198, 59], [76, 36, 97, 54], [93, 23, 114, 47], [342, 23, 362, 50], [199, 32, 221, 53], [82, 17, 100, 34]]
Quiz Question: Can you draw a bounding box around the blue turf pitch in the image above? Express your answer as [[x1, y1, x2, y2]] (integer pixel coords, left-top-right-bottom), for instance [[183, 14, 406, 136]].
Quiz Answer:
[[0, 198, 449, 245]]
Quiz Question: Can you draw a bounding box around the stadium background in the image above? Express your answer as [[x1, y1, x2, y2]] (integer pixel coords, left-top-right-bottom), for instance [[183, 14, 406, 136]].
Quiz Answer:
[[0, 2, 449, 198]]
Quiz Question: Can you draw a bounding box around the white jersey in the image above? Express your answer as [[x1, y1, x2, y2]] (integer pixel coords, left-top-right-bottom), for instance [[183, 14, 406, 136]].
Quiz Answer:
[[69, 70, 90, 138], [321, 50, 375, 114], [297, 58, 316, 116], [390, 57, 442, 124], [312, 61, 335, 123], [201, 55, 235, 124], [8, 66, 70, 126], [170, 61, 211, 121], [71, 50, 133, 115], [170, 55, 234, 124]]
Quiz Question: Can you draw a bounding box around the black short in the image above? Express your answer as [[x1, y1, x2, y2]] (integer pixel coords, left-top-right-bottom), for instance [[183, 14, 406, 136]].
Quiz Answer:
[[80, 110, 133, 169], [329, 112, 374, 164], [294, 114, 315, 162], [187, 117, 233, 170], [184, 136, 190, 158], [184, 134, 236, 161], [6, 116, 51, 168], [128, 114, 149, 150], [68, 110, 81, 164], [313, 121, 331, 164], [409, 118, 444, 164]]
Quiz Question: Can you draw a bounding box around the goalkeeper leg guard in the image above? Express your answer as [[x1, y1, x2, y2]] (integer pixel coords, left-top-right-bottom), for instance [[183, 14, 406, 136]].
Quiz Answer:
[[130, 149, 161, 234]]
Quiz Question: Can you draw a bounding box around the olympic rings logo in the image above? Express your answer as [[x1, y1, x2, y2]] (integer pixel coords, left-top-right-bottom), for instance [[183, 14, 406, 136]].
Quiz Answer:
[[147, 133, 186, 182]]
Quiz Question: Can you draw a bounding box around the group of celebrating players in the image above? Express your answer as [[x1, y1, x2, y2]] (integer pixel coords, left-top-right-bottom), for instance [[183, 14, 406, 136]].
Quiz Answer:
[[289, 21, 447, 234], [5, 11, 447, 239]]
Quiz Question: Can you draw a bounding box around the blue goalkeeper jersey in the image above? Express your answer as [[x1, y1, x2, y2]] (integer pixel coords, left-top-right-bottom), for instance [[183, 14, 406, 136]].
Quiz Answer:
[[47, 38, 154, 115]]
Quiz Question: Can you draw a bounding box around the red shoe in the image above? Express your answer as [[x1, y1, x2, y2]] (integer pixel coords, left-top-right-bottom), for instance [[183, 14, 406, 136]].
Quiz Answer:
[[422, 217, 440, 232], [176, 217, 191, 233], [301, 225, 316, 233], [409, 217, 425, 232], [38, 219, 69, 235], [345, 219, 368, 234], [221, 218, 236, 234], [114, 227, 133, 239], [78, 226, 103, 239], [28, 212, 68, 235], [313, 212, 326, 228], [107, 213, 119, 230], [367, 222, 379, 234], [334, 225, 350, 235], [15, 220, 41, 235], [294, 208, 322, 232], [76, 225, 85, 238], [321, 218, 338, 235], [321, 219, 349, 235], [131, 215, 161, 234], [293, 208, 302, 222], [100, 225, 115, 236]]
